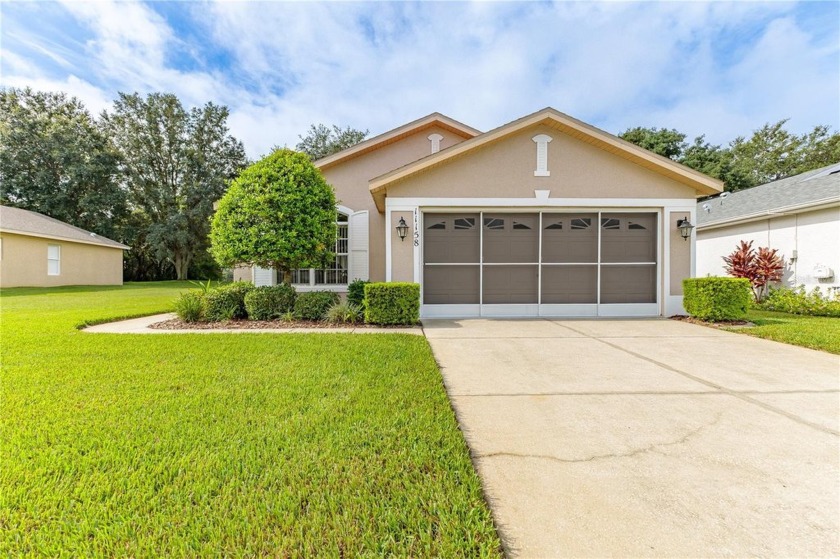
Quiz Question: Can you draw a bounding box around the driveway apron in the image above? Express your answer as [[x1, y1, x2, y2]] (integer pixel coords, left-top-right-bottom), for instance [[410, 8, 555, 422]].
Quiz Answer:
[[423, 318, 840, 558]]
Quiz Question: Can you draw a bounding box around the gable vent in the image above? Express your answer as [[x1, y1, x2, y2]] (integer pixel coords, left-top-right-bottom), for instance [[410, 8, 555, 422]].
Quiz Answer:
[[428, 133, 443, 154]]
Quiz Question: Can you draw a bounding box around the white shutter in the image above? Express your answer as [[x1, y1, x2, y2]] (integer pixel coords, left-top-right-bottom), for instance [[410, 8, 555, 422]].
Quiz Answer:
[[253, 267, 276, 287], [348, 210, 369, 282]]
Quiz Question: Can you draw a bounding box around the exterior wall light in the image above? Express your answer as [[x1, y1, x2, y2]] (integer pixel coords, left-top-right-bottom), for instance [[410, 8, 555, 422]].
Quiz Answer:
[[396, 217, 409, 242], [677, 217, 694, 241]]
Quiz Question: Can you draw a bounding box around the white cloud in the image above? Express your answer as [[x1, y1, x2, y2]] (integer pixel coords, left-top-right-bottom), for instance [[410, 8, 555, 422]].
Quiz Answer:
[[1, 1, 836, 157]]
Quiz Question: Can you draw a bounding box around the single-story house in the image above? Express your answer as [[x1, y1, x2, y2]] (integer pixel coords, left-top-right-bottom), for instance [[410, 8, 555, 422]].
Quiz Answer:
[[0, 205, 128, 288], [237, 107, 723, 318], [696, 163, 840, 293]]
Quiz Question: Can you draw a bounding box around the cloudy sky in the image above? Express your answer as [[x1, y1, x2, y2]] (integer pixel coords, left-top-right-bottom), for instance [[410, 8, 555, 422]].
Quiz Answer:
[[2, 1, 837, 158]]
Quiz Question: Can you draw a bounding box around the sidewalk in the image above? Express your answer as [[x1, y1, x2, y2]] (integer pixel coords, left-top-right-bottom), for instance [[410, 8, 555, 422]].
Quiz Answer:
[[82, 313, 423, 335]]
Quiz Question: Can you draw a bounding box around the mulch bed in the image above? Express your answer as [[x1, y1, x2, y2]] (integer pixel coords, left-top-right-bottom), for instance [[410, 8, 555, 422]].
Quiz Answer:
[[149, 318, 416, 330], [670, 315, 755, 329]]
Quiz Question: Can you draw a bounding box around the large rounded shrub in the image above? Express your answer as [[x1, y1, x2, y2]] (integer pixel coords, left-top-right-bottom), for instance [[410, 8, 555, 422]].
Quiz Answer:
[[209, 149, 337, 284], [244, 284, 297, 320]]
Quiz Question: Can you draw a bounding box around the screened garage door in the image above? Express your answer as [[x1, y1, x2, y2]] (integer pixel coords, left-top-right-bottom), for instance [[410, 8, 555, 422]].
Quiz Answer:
[[422, 212, 658, 316]]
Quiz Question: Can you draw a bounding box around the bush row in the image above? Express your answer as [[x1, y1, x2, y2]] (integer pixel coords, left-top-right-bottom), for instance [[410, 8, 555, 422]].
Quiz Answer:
[[174, 281, 420, 325], [760, 286, 840, 317]]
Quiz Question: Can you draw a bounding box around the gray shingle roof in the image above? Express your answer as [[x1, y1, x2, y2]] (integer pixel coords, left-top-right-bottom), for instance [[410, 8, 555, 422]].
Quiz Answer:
[[0, 206, 129, 249], [697, 163, 840, 228]]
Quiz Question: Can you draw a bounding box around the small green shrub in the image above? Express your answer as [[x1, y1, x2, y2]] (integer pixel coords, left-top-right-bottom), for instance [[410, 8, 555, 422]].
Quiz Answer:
[[347, 279, 370, 308], [204, 281, 254, 321], [761, 286, 840, 317], [294, 291, 340, 321], [364, 282, 420, 325], [683, 277, 751, 321], [325, 301, 363, 324], [244, 284, 297, 320], [174, 291, 205, 322]]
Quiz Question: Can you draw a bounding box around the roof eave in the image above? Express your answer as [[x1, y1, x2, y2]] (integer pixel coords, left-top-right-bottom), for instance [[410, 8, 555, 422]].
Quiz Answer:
[[314, 113, 480, 171], [697, 197, 840, 230], [0, 228, 130, 250]]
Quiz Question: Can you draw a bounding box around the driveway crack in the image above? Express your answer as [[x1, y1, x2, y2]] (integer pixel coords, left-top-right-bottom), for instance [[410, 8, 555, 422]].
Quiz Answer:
[[476, 413, 723, 464]]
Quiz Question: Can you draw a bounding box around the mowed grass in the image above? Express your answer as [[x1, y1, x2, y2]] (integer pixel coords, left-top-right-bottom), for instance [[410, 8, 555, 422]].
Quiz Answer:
[[738, 309, 840, 354], [0, 283, 502, 557]]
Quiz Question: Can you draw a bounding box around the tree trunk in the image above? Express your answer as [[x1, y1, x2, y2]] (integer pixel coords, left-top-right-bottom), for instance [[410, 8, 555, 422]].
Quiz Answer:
[[173, 252, 191, 280], [281, 269, 292, 285]]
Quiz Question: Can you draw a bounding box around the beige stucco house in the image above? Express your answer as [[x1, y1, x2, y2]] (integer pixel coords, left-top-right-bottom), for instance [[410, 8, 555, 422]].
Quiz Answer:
[[0, 206, 128, 288], [238, 107, 723, 318]]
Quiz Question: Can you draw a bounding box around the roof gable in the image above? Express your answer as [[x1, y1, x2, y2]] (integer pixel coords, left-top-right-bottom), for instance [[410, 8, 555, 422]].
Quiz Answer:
[[314, 113, 480, 171], [368, 107, 724, 210], [0, 206, 129, 249]]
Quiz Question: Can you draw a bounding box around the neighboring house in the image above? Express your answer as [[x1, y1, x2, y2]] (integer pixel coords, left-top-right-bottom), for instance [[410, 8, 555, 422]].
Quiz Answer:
[[0, 206, 128, 288], [696, 163, 840, 294], [238, 107, 722, 318]]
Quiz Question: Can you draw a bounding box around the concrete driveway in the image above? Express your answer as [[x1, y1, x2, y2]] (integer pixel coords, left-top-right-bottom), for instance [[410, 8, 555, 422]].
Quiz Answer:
[[423, 318, 840, 558]]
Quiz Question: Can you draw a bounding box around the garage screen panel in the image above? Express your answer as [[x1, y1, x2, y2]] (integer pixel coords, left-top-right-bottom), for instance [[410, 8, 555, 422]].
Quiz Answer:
[[600, 213, 657, 304], [483, 265, 538, 304], [541, 265, 597, 303], [423, 213, 480, 304]]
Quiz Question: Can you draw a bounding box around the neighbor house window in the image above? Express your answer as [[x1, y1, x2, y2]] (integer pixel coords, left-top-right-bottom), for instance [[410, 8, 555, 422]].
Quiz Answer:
[[47, 244, 61, 276], [293, 212, 349, 286]]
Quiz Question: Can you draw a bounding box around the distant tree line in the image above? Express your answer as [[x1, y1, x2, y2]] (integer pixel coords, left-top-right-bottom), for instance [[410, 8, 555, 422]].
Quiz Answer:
[[0, 88, 247, 280], [619, 121, 839, 192]]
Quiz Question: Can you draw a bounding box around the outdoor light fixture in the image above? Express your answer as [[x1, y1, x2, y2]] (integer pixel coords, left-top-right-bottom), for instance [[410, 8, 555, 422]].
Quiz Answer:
[[677, 217, 694, 241], [396, 217, 409, 242]]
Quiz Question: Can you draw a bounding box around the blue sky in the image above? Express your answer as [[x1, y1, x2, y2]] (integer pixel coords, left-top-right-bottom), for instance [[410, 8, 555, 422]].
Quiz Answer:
[[2, 1, 838, 158]]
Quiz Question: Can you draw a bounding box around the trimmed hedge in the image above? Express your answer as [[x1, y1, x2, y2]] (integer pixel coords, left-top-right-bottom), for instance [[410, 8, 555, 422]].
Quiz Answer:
[[683, 277, 751, 321], [364, 282, 420, 325], [347, 279, 370, 308], [294, 291, 340, 321], [244, 284, 297, 320], [204, 282, 254, 321]]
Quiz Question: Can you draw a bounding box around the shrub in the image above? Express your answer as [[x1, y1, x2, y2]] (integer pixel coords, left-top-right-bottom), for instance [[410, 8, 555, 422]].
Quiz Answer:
[[683, 277, 751, 321], [325, 301, 363, 324], [364, 282, 420, 325], [761, 286, 840, 317], [722, 240, 784, 302], [204, 282, 254, 321], [244, 284, 297, 320], [294, 291, 340, 321], [174, 291, 205, 322], [347, 279, 370, 308]]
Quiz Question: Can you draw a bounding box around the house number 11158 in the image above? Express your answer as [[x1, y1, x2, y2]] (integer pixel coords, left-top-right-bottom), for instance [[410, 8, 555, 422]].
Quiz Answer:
[[413, 209, 420, 247]]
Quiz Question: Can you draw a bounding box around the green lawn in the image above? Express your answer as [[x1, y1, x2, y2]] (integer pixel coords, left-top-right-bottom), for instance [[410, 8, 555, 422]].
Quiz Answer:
[[736, 309, 840, 354], [0, 283, 501, 556]]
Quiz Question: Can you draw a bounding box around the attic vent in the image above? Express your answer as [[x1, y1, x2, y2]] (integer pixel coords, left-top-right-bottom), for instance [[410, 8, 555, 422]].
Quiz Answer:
[[428, 133, 443, 154], [532, 134, 552, 177]]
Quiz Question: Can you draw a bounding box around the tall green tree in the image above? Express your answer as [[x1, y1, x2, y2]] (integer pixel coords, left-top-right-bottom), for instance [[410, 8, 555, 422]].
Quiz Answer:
[[618, 127, 687, 160], [210, 149, 337, 284], [728, 119, 804, 187], [0, 88, 125, 238], [296, 124, 368, 160], [102, 92, 246, 279]]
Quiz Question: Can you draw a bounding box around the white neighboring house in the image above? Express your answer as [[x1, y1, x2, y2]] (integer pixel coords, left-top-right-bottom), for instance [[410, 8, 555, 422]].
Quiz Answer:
[[696, 163, 840, 294]]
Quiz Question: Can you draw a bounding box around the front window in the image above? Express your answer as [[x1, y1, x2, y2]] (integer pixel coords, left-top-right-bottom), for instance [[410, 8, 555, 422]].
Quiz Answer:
[[293, 212, 349, 286]]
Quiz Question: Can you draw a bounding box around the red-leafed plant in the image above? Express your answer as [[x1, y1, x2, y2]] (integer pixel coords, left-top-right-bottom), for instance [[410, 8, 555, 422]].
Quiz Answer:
[[722, 240, 784, 302]]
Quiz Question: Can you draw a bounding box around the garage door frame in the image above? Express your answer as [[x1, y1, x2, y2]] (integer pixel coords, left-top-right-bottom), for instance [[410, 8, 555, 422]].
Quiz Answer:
[[420, 209, 662, 318]]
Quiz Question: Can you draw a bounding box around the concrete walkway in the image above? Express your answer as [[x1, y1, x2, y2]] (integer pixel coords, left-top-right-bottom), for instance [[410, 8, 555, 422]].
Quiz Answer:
[[423, 318, 840, 558], [83, 313, 422, 335]]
